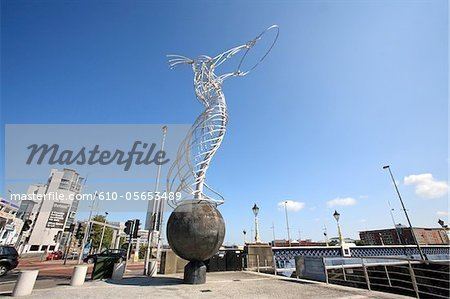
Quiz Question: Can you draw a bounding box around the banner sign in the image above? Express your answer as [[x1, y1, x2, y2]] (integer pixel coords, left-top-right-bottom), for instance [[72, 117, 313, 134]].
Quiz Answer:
[[46, 202, 70, 229]]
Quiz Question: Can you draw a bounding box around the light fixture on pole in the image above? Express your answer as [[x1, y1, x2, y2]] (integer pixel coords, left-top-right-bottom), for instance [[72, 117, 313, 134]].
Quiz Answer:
[[323, 225, 329, 247], [243, 230, 247, 244], [252, 203, 260, 243], [333, 210, 344, 246], [283, 201, 291, 246], [383, 165, 426, 260], [144, 125, 168, 275]]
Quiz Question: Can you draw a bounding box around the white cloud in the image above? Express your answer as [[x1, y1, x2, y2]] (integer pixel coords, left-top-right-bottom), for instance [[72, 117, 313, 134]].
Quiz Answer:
[[327, 197, 357, 207], [278, 200, 305, 212], [437, 211, 449, 216], [404, 173, 448, 199], [359, 195, 369, 199]]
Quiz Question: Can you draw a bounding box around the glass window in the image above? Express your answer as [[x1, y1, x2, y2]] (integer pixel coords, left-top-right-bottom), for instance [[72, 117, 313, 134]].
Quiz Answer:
[[30, 245, 39, 251]]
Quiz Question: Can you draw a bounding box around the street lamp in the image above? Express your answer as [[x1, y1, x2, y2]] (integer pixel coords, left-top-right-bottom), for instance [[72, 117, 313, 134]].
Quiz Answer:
[[323, 225, 329, 247], [383, 165, 426, 260], [333, 210, 344, 246], [283, 201, 291, 246], [243, 230, 247, 244], [144, 125, 168, 275], [252, 203, 260, 243]]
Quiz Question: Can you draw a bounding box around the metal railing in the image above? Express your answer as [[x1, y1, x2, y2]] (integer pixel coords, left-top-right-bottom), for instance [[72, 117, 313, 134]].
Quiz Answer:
[[325, 256, 449, 298]]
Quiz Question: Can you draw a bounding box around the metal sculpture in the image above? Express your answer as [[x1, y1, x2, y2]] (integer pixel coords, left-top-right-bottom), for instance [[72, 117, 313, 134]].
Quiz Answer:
[[166, 25, 279, 207]]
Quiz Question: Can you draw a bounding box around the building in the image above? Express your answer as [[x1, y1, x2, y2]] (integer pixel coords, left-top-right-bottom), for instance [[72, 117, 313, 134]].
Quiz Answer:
[[17, 169, 84, 253], [0, 198, 23, 245], [359, 225, 449, 245]]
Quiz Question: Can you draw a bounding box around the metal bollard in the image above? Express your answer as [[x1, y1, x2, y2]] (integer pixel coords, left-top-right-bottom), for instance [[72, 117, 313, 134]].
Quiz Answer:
[[70, 265, 88, 286], [112, 262, 126, 280], [12, 270, 39, 297]]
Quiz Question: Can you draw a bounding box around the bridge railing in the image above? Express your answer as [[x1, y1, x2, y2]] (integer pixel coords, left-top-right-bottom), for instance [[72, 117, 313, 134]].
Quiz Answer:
[[325, 256, 449, 299]]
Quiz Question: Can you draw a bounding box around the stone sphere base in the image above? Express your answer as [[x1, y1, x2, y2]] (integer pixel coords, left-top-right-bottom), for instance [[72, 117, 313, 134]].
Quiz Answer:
[[166, 200, 225, 284]]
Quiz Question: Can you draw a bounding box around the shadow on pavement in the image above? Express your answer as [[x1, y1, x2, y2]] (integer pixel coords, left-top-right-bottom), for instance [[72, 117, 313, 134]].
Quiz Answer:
[[0, 292, 12, 297], [105, 276, 184, 286]]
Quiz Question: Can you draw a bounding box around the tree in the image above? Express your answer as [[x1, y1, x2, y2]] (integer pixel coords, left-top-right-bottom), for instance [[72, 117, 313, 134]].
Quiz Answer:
[[90, 215, 113, 252]]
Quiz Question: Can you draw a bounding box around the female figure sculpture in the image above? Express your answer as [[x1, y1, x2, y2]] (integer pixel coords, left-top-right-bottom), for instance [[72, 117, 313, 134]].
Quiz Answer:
[[167, 25, 279, 207]]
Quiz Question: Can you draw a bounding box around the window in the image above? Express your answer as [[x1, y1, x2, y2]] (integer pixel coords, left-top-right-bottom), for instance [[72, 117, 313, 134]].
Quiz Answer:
[[29, 245, 39, 251], [41, 245, 48, 251], [49, 246, 55, 251]]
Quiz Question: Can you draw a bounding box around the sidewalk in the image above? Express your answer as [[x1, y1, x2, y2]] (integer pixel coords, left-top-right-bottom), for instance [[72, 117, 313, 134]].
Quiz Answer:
[[17, 271, 409, 299]]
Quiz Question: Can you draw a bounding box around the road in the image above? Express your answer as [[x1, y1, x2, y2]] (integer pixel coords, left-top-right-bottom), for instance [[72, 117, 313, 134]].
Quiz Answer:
[[0, 258, 145, 295]]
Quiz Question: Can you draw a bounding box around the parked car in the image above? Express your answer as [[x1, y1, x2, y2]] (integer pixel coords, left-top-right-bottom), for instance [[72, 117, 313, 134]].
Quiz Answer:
[[65, 251, 79, 260], [0, 245, 19, 276], [83, 249, 126, 264], [46, 251, 63, 261]]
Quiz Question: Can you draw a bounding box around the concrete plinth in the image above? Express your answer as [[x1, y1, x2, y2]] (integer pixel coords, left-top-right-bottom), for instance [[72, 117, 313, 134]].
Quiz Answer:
[[70, 265, 88, 286], [184, 261, 206, 284], [12, 270, 39, 297]]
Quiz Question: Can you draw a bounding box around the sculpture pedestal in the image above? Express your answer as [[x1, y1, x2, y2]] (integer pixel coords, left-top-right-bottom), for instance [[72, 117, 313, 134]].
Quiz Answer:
[[184, 261, 206, 284]]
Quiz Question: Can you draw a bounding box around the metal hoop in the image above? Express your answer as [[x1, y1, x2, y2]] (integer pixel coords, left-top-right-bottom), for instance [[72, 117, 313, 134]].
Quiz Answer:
[[236, 25, 279, 76]]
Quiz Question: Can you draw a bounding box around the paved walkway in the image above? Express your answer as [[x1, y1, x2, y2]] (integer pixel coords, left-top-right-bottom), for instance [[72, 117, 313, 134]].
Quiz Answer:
[[11, 271, 409, 299]]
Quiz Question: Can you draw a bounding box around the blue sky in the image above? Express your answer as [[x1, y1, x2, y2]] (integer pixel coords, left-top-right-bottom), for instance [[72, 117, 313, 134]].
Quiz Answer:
[[1, 1, 448, 244]]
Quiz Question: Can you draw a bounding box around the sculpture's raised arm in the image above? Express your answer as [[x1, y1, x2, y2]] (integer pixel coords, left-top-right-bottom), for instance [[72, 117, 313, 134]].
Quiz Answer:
[[212, 25, 279, 80]]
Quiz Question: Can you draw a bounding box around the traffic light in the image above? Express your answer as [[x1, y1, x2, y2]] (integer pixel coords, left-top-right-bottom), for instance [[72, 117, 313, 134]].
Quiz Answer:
[[53, 231, 62, 242], [124, 220, 133, 235], [75, 223, 84, 240], [21, 220, 32, 232], [132, 219, 140, 238]]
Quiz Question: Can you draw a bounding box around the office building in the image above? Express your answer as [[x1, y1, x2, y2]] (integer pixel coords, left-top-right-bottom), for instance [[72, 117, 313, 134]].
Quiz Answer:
[[18, 168, 84, 253]]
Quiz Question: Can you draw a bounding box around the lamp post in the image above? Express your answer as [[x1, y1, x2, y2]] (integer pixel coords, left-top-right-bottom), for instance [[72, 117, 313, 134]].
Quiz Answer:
[[98, 212, 108, 253], [144, 125, 168, 275], [383, 165, 426, 260], [333, 210, 344, 246], [243, 230, 247, 244], [270, 222, 275, 242], [388, 201, 403, 244], [323, 225, 329, 247], [252, 204, 260, 243], [283, 201, 291, 246]]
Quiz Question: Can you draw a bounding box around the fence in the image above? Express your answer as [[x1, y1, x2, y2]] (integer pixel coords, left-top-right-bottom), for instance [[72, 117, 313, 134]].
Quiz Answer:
[[325, 256, 449, 298]]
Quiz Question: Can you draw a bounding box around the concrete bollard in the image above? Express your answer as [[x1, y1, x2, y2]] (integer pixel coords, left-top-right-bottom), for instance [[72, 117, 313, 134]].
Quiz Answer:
[[70, 265, 88, 286], [112, 262, 125, 280], [12, 270, 39, 297], [148, 260, 158, 277]]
